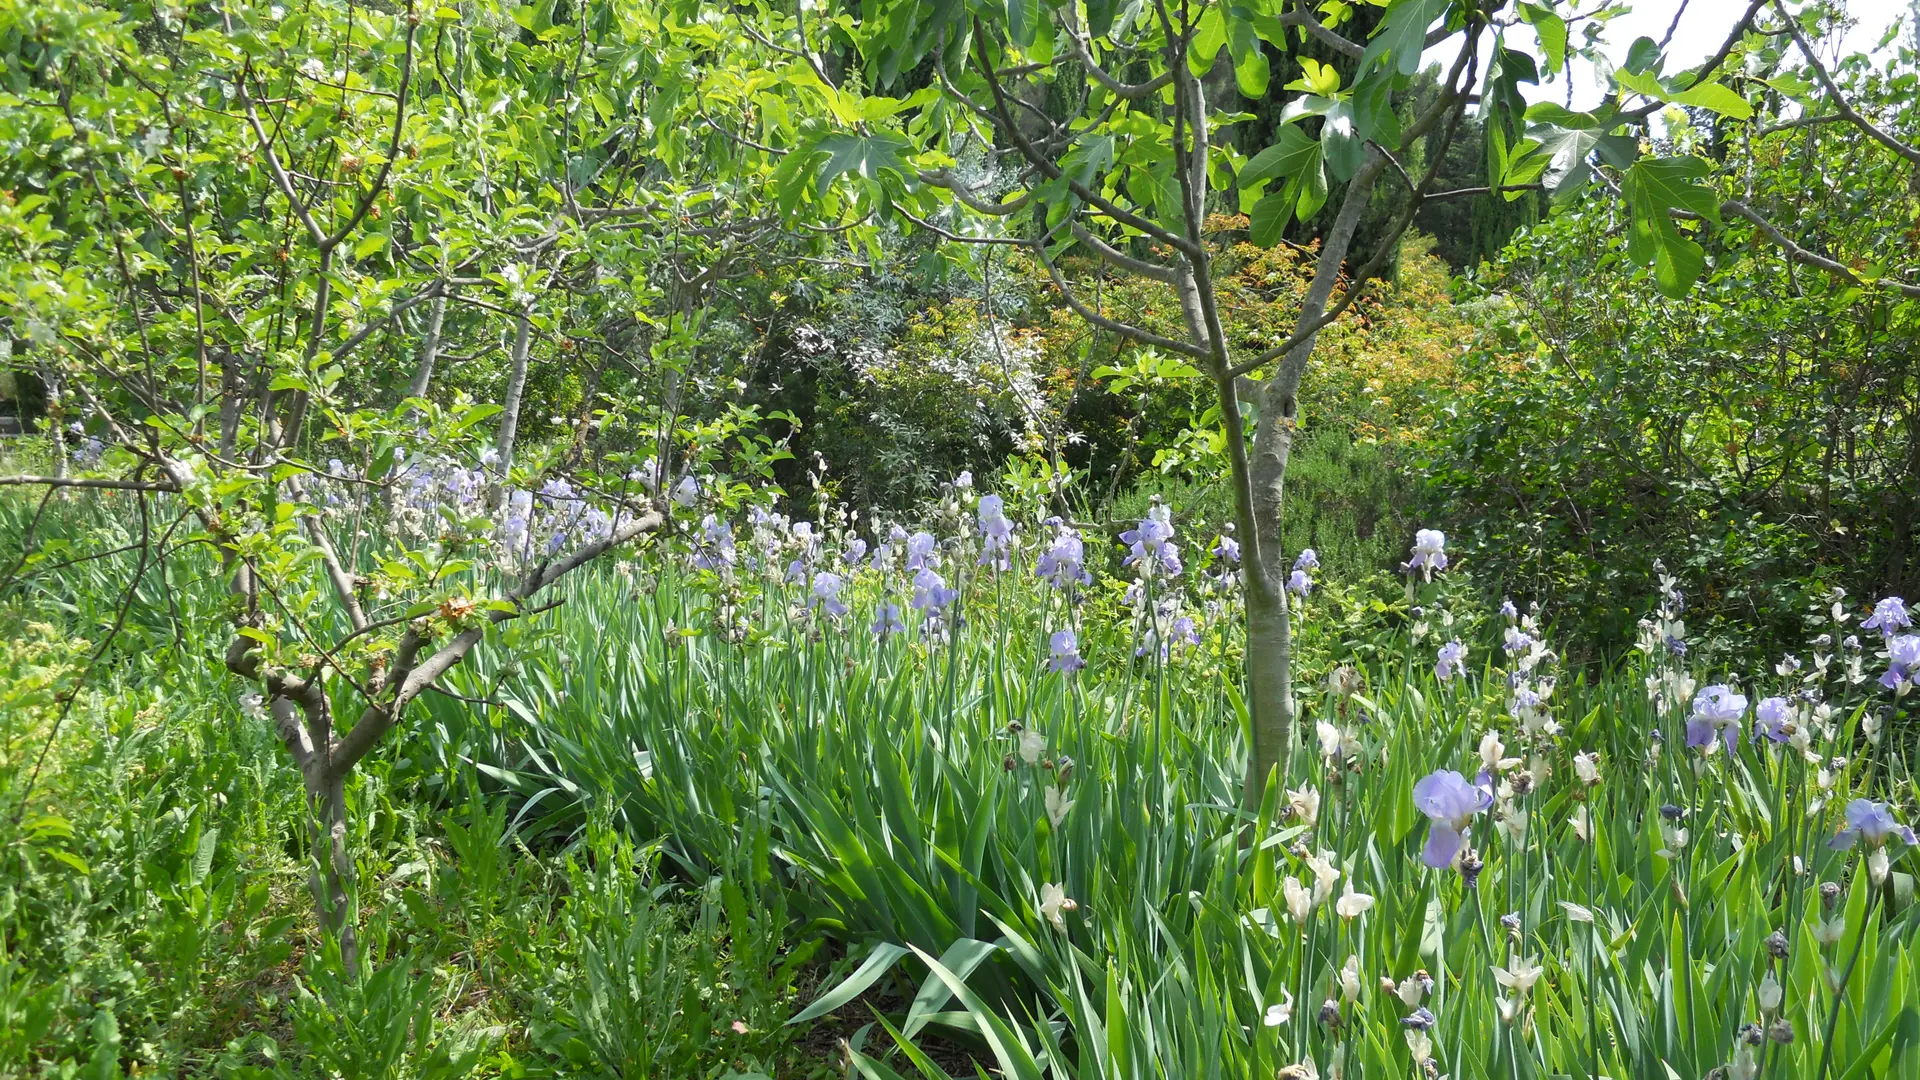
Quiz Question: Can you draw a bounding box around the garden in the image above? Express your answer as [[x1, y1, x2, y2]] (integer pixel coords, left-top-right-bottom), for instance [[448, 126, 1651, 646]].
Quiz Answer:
[[2, 0, 1918, 1077]]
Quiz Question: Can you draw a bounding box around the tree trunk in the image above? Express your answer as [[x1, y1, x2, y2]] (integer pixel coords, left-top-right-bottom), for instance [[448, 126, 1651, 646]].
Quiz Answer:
[[37, 362, 68, 480], [493, 304, 532, 491], [405, 287, 449, 402]]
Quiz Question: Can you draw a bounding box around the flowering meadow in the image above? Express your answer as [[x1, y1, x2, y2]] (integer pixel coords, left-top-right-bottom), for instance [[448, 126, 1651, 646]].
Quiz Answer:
[[350, 464, 1918, 1080]]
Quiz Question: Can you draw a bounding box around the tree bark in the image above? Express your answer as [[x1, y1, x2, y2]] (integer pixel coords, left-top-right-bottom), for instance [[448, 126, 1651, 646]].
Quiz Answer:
[[405, 287, 450, 402], [493, 304, 533, 490]]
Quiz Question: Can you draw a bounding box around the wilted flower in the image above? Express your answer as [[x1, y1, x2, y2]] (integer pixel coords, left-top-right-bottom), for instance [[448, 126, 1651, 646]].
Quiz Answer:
[[1287, 784, 1322, 827], [1436, 640, 1468, 682], [1686, 685, 1748, 754], [1492, 959, 1543, 995], [1048, 629, 1085, 673], [1335, 877, 1374, 919], [1394, 972, 1433, 1008], [1044, 785, 1074, 827], [1413, 770, 1493, 869], [1864, 596, 1912, 637], [1406, 529, 1448, 579], [1828, 799, 1918, 850], [1283, 876, 1312, 922], [1263, 988, 1295, 1027], [1037, 882, 1075, 931], [1572, 751, 1600, 786]]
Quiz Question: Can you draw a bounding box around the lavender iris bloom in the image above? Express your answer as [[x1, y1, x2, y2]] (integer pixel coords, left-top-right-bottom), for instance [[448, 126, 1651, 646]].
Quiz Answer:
[[1293, 548, 1318, 572], [1035, 527, 1091, 589], [1287, 569, 1313, 597], [693, 515, 736, 570], [1499, 599, 1519, 621], [1753, 696, 1792, 743], [910, 568, 957, 612], [1413, 770, 1492, 869], [1213, 535, 1242, 563], [1048, 629, 1085, 673], [1171, 616, 1199, 646], [1503, 626, 1533, 653], [1829, 799, 1918, 849], [1407, 529, 1448, 578], [1864, 596, 1912, 638], [905, 531, 938, 572], [810, 571, 847, 618], [977, 494, 1016, 570], [844, 536, 868, 564], [1120, 506, 1182, 577], [871, 602, 906, 637], [1435, 640, 1467, 682], [1685, 685, 1748, 754], [1881, 635, 1919, 694]]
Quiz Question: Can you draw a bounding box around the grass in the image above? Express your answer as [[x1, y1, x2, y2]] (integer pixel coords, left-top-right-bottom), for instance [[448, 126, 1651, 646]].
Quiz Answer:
[[4, 487, 1920, 1079]]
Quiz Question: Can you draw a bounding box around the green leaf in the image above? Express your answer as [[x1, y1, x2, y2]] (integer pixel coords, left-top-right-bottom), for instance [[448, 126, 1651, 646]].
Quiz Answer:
[[902, 938, 1001, 1036], [1621, 155, 1721, 297], [1520, 3, 1567, 73], [1615, 68, 1754, 119], [1624, 35, 1661, 75], [788, 943, 909, 1024], [1247, 187, 1294, 246], [1359, 0, 1448, 77], [1239, 125, 1320, 189], [1005, 0, 1036, 48]]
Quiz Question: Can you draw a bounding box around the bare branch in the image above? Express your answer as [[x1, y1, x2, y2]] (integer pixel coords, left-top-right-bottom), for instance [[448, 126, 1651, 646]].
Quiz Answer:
[[1722, 198, 1920, 297], [1069, 220, 1180, 283], [0, 474, 178, 492], [1772, 0, 1920, 167]]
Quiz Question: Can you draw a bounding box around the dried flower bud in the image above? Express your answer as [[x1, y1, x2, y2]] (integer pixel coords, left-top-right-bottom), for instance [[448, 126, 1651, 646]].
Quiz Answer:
[[1764, 930, 1789, 960]]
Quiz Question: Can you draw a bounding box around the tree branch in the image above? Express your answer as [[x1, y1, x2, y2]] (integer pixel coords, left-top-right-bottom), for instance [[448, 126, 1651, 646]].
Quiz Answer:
[[1772, 0, 1920, 167]]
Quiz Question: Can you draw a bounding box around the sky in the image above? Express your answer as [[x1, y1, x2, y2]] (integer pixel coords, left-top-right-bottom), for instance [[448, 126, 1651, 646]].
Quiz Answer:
[[1419, 0, 1916, 108]]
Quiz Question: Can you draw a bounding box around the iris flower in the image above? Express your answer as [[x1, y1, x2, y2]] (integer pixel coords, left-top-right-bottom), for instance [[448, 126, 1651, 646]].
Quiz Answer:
[[1413, 770, 1492, 868]]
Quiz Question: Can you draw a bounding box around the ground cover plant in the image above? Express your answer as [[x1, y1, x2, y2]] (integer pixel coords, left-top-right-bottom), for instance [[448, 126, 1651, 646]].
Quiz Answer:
[[3, 0, 1920, 1076]]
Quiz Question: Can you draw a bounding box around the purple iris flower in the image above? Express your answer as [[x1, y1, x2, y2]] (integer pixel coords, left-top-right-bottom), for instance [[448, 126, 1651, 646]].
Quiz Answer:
[[810, 571, 847, 618], [977, 494, 1016, 570], [1829, 799, 1918, 849], [1293, 548, 1318, 572], [1048, 629, 1085, 673], [1503, 626, 1534, 653], [1287, 569, 1313, 597], [910, 568, 957, 612], [1413, 770, 1493, 869], [905, 531, 938, 572], [1882, 635, 1919, 694], [1120, 506, 1182, 577], [1171, 616, 1199, 646], [1753, 697, 1792, 743], [871, 602, 906, 637], [1035, 527, 1091, 589], [1685, 685, 1748, 754], [1500, 599, 1519, 621], [1435, 640, 1467, 682], [843, 536, 868, 565], [1864, 597, 1912, 638], [1214, 535, 1241, 563]]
